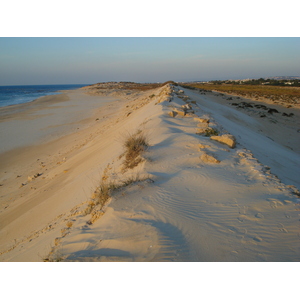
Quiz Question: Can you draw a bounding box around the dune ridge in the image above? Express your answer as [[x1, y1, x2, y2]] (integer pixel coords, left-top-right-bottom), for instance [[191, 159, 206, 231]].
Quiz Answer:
[[0, 83, 299, 261]]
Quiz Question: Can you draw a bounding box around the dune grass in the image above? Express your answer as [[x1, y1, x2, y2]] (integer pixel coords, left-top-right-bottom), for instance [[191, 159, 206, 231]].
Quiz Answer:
[[82, 131, 150, 224], [84, 181, 117, 216], [122, 131, 149, 170], [204, 128, 219, 137], [85, 173, 152, 224]]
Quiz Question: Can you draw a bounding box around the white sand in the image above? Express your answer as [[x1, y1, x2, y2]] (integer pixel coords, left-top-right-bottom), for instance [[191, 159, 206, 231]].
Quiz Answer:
[[0, 84, 299, 262]]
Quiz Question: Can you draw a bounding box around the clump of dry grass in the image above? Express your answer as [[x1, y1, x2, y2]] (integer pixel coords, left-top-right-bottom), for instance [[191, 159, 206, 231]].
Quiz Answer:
[[121, 173, 153, 187], [43, 249, 64, 262], [84, 181, 117, 224], [84, 181, 117, 216], [66, 221, 73, 228], [84, 173, 153, 224], [196, 127, 219, 137], [122, 131, 149, 170], [204, 128, 219, 137], [97, 181, 118, 205]]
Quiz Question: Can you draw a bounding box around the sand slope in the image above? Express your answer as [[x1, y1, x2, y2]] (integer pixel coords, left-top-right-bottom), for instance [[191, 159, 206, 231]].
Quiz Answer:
[[0, 84, 299, 261]]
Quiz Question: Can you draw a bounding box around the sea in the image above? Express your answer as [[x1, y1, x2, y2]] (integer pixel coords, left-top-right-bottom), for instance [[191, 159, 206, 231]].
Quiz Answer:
[[0, 84, 89, 108]]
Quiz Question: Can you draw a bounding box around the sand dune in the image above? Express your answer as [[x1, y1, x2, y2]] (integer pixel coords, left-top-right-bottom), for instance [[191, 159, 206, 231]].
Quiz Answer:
[[0, 84, 299, 261]]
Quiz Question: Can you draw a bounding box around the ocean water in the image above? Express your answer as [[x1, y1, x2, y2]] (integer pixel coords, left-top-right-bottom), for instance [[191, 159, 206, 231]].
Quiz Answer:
[[0, 84, 89, 108]]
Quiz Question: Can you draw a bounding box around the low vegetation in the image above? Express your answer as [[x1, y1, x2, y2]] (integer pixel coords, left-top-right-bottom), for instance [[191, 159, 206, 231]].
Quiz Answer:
[[197, 127, 219, 137], [81, 130, 151, 225], [122, 130, 149, 170], [84, 173, 152, 224], [204, 128, 219, 137], [84, 181, 117, 216], [191, 78, 300, 87], [43, 251, 64, 262], [88, 81, 177, 91], [121, 173, 152, 187], [46, 167, 153, 261], [182, 83, 300, 106]]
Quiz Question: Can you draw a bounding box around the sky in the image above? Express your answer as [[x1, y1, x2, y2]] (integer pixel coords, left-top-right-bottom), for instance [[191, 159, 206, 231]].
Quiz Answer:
[[0, 37, 299, 85], [1, 2, 299, 298]]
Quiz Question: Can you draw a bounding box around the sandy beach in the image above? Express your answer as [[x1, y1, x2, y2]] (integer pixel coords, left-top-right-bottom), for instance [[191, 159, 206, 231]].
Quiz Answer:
[[0, 83, 299, 262]]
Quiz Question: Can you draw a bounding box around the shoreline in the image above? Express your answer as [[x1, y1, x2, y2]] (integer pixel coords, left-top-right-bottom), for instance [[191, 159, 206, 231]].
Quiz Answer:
[[0, 85, 155, 261], [0, 84, 299, 262], [0, 87, 132, 260], [0, 84, 89, 108], [0, 89, 119, 154]]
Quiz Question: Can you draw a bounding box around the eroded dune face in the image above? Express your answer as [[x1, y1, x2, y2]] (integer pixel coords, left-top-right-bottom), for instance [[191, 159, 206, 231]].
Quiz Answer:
[[0, 84, 299, 262]]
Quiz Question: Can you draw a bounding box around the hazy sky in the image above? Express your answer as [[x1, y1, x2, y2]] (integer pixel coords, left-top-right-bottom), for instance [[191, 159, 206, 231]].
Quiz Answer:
[[0, 37, 299, 85]]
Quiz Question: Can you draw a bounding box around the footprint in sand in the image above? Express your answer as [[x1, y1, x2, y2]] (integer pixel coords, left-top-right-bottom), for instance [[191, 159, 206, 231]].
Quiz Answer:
[[238, 205, 248, 215], [267, 198, 283, 209], [255, 213, 264, 218], [237, 216, 245, 223], [277, 223, 288, 233]]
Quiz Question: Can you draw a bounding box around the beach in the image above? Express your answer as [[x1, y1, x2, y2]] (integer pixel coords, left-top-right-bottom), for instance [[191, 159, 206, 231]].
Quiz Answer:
[[0, 83, 299, 262]]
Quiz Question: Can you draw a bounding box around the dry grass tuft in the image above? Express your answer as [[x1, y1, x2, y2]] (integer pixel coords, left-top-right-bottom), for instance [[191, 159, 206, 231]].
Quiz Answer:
[[122, 131, 149, 170], [66, 221, 73, 228], [121, 173, 152, 187], [204, 128, 219, 137], [43, 250, 64, 262], [84, 173, 153, 224], [196, 127, 219, 137], [84, 181, 117, 215], [84, 181, 118, 224]]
